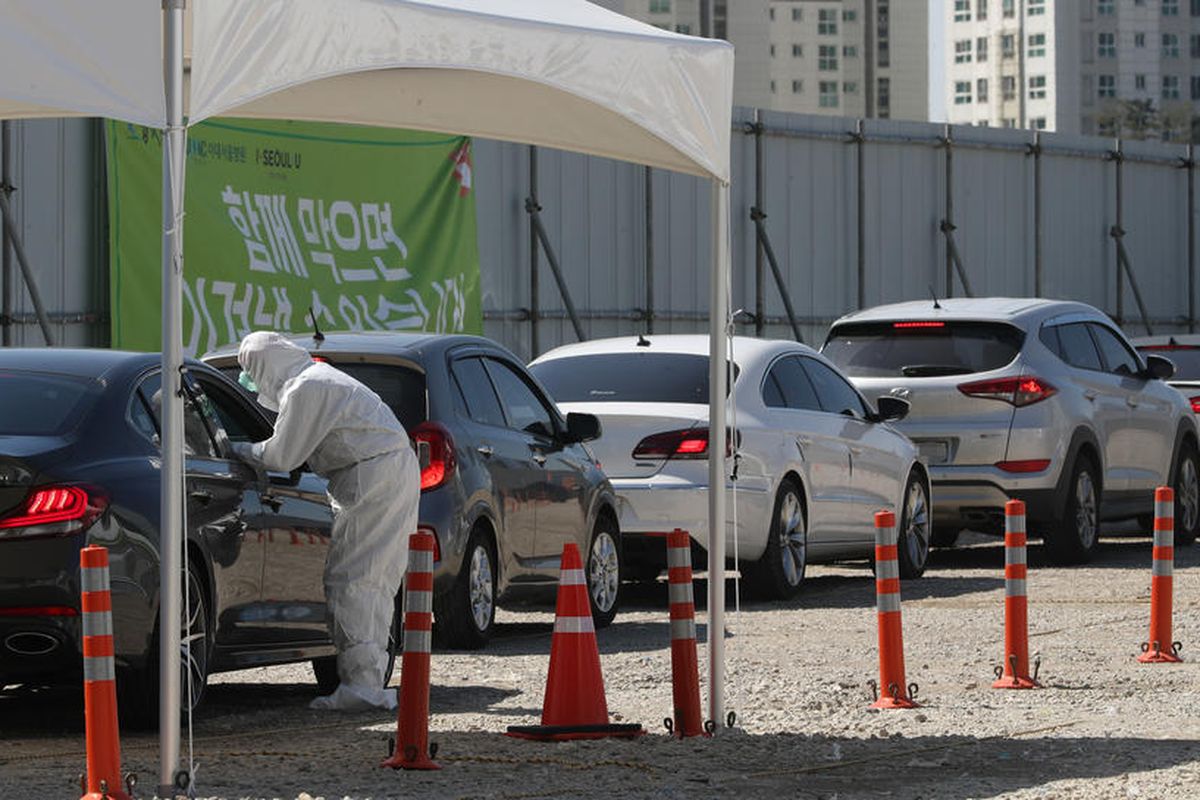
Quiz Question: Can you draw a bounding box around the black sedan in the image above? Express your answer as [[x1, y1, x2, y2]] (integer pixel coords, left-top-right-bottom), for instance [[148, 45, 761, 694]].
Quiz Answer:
[[0, 350, 369, 725]]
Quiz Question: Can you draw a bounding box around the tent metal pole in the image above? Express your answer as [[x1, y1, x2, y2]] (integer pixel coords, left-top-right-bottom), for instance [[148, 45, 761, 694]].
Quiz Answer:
[[159, 0, 186, 795], [527, 146, 540, 357], [707, 178, 728, 732], [0, 184, 55, 345], [1, 120, 10, 346], [644, 166, 654, 335]]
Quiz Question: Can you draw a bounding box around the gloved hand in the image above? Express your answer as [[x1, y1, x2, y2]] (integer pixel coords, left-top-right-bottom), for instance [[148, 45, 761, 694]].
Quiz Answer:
[[230, 441, 255, 463], [309, 683, 398, 712]]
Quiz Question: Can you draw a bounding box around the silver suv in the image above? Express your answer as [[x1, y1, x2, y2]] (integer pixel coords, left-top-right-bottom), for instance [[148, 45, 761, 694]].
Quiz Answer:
[[822, 298, 1199, 563]]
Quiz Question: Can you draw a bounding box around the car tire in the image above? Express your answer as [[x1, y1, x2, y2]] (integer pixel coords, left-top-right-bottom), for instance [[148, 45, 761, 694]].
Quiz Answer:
[[1044, 456, 1100, 564], [897, 473, 932, 579], [586, 515, 622, 629], [120, 558, 212, 729], [747, 479, 807, 600], [931, 527, 960, 549], [312, 588, 403, 695], [433, 527, 496, 650], [1173, 442, 1200, 547]]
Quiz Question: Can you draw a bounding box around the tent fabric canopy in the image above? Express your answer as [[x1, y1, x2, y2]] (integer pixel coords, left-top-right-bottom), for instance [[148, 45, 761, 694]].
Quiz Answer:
[[189, 0, 733, 180]]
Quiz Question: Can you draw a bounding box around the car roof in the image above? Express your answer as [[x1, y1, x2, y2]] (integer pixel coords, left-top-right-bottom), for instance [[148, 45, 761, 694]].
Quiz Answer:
[[530, 334, 815, 363], [202, 331, 506, 364], [830, 297, 1102, 327], [0, 348, 161, 380]]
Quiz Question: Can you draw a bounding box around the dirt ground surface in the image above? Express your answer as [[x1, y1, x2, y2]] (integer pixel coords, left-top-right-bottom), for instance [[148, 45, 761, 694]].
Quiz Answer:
[[3, 529, 1199, 800]]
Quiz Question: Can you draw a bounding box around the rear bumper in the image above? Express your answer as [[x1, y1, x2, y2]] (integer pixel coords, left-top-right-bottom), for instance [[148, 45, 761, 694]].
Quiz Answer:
[[930, 463, 1062, 532]]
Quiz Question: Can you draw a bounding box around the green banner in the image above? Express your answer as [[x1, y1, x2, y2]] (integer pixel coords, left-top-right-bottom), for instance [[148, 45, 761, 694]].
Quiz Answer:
[[106, 118, 481, 355]]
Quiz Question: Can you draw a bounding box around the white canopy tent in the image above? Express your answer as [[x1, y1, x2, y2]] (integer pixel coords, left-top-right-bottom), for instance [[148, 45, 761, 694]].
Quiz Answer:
[[0, 2, 734, 794]]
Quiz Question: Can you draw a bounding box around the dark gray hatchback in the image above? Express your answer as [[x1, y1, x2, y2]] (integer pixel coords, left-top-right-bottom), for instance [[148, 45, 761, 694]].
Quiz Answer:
[[205, 332, 621, 648]]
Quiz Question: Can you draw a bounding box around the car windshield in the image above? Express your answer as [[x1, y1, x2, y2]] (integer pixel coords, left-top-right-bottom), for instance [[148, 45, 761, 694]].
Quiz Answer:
[[0, 370, 102, 435], [822, 321, 1025, 378], [530, 353, 737, 404], [1138, 346, 1200, 380]]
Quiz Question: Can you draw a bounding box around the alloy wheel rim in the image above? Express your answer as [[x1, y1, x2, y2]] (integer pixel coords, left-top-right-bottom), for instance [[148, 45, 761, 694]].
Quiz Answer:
[[1075, 470, 1098, 548], [905, 481, 931, 569], [589, 531, 619, 613], [778, 491, 806, 587], [181, 569, 207, 710], [1180, 457, 1199, 533], [469, 544, 494, 632]]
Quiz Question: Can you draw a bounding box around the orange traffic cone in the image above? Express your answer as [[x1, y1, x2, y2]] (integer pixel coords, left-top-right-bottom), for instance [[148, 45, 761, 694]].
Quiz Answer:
[[1138, 487, 1183, 664], [870, 511, 919, 709], [383, 530, 439, 770], [506, 543, 643, 741], [993, 500, 1041, 688], [665, 529, 706, 738], [79, 545, 132, 800]]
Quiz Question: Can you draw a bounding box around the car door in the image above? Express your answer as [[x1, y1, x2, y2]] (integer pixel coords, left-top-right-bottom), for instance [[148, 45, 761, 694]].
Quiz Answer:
[[801, 356, 898, 544], [190, 371, 334, 645], [760, 355, 855, 547], [136, 371, 265, 648], [484, 355, 589, 568], [448, 354, 541, 580], [1089, 322, 1175, 492]]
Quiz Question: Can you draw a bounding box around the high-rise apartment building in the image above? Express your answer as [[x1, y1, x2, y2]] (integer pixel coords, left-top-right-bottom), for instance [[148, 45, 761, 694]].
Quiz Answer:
[[594, 0, 930, 121], [944, 0, 1200, 136]]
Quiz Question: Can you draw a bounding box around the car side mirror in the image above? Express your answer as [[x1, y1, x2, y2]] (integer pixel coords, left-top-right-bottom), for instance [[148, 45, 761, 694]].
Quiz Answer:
[[1143, 354, 1175, 381], [563, 412, 602, 444], [872, 395, 910, 423]]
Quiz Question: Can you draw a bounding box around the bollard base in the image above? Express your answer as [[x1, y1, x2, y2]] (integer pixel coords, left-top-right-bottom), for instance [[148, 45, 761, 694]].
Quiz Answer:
[[1137, 651, 1183, 664], [992, 675, 1042, 689], [381, 751, 441, 771], [869, 696, 919, 710], [82, 791, 132, 800], [506, 723, 645, 741]]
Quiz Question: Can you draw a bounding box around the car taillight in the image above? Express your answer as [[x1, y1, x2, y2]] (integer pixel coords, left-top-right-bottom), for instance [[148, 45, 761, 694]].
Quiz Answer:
[[632, 428, 733, 460], [418, 524, 441, 562], [411, 422, 456, 492], [995, 459, 1052, 474], [893, 321, 946, 329], [1190, 396, 1200, 414], [0, 486, 107, 539], [958, 376, 1057, 407], [0, 606, 78, 617]]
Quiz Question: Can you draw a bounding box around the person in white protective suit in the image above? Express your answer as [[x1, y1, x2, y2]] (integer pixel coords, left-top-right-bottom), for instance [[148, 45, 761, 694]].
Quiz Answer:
[[231, 331, 420, 712]]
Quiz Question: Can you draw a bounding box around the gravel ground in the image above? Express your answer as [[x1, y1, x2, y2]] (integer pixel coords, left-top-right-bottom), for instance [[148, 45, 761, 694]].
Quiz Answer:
[[3, 530, 1199, 799]]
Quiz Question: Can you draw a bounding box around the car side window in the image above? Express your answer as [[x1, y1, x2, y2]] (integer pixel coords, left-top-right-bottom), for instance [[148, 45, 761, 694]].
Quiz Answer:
[[801, 357, 868, 418], [1038, 325, 1063, 359], [128, 386, 159, 446], [484, 358, 556, 439], [194, 375, 272, 446], [449, 357, 507, 428], [1089, 323, 1141, 377], [135, 371, 219, 458], [763, 356, 822, 411], [1054, 323, 1103, 371]]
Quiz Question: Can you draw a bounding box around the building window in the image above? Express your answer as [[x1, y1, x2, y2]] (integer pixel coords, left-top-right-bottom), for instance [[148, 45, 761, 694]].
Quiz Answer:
[[1136, 74, 1147, 90], [1098, 0, 1115, 13], [1135, 33, 1146, 48], [1002, 75, 1016, 99], [1002, 118, 1016, 128], [955, 0, 971, 22], [843, 81, 858, 94], [977, 78, 989, 102], [1027, 0, 1045, 15], [1191, 33, 1200, 58], [1191, 75, 1200, 99], [1029, 75, 1047, 99], [1163, 74, 1181, 99], [978, 119, 990, 127], [1164, 33, 1180, 58], [770, 79, 776, 93], [792, 7, 802, 21], [819, 81, 839, 108], [649, 0, 670, 13], [843, 45, 858, 57], [1028, 33, 1046, 57], [1031, 117, 1047, 130], [1003, 0, 1015, 18], [792, 79, 803, 93], [878, 77, 891, 113], [676, 23, 691, 34], [1002, 34, 1016, 58], [819, 45, 838, 70], [842, 9, 857, 22], [1164, 0, 1180, 15], [955, 39, 973, 63], [818, 9, 838, 35], [1099, 74, 1116, 97], [769, 7, 775, 21], [977, 0, 988, 21], [977, 36, 989, 62], [955, 81, 973, 104], [1098, 32, 1116, 58], [1193, 0, 1200, 16], [770, 44, 776, 57], [792, 43, 803, 57]]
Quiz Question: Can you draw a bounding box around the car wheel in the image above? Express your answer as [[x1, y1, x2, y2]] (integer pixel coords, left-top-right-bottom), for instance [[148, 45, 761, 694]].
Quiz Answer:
[[312, 588, 402, 695], [897, 473, 931, 578], [1173, 442, 1200, 546], [1044, 456, 1100, 564], [930, 527, 960, 549], [748, 479, 807, 600], [587, 516, 622, 629], [433, 527, 496, 649]]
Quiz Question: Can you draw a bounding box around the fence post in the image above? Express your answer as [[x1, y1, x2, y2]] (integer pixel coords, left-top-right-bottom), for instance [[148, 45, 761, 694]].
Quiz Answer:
[[1030, 132, 1043, 297], [753, 111, 765, 337], [1187, 145, 1195, 333], [856, 118, 866, 309], [944, 124, 954, 297], [1113, 138, 1123, 325], [644, 165, 654, 335], [527, 145, 540, 356]]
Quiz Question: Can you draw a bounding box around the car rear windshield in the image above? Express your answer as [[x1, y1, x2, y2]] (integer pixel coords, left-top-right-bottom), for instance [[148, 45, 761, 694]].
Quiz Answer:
[[218, 361, 427, 432], [822, 321, 1025, 378], [0, 370, 102, 435], [1138, 346, 1200, 381], [530, 353, 737, 404]]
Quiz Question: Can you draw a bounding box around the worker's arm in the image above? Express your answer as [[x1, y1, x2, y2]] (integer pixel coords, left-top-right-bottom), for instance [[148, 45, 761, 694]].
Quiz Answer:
[[234, 380, 342, 473]]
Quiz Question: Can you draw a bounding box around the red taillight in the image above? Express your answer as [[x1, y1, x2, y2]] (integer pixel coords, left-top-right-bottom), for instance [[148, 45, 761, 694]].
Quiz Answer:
[[0, 486, 106, 538], [0, 606, 78, 617], [1139, 344, 1199, 351], [1190, 396, 1200, 414], [632, 428, 733, 460], [995, 459, 1052, 473], [958, 376, 1057, 407], [411, 422, 456, 492], [893, 321, 946, 329], [418, 524, 441, 563]]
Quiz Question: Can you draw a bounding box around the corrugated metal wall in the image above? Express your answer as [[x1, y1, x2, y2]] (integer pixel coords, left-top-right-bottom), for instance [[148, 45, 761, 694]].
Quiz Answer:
[[4, 109, 1198, 358]]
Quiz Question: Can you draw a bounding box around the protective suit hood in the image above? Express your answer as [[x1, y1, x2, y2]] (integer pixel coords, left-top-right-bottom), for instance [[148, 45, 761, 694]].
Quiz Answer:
[[238, 331, 313, 412]]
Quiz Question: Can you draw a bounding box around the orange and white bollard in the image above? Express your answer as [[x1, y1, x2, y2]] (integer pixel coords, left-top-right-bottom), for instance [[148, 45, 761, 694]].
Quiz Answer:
[[665, 529, 706, 738], [80, 545, 132, 800], [382, 531, 440, 770], [870, 510, 918, 709], [1138, 487, 1183, 664], [993, 499, 1041, 689]]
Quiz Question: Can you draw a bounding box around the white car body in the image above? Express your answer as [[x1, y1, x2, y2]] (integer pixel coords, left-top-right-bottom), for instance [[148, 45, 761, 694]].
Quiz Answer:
[[529, 335, 931, 596]]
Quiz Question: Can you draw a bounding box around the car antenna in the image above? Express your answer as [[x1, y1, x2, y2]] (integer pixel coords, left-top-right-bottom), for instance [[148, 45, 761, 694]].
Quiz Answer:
[[307, 307, 326, 342], [637, 333, 651, 347], [928, 285, 943, 310]]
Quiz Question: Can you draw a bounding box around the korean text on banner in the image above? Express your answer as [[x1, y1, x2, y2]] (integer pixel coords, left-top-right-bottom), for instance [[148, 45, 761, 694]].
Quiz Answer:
[[106, 118, 482, 355]]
